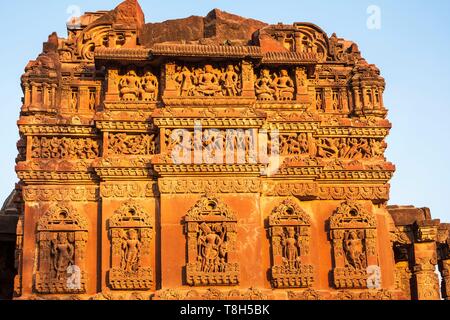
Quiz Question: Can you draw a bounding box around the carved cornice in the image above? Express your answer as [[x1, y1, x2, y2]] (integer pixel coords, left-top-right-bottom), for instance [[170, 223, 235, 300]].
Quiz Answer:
[[262, 51, 318, 64], [94, 167, 155, 180], [103, 101, 158, 111], [153, 164, 265, 175], [95, 121, 155, 132], [95, 48, 151, 62], [162, 97, 256, 107], [316, 127, 390, 138], [319, 169, 394, 182], [152, 44, 263, 58], [18, 124, 96, 136], [153, 117, 265, 128], [17, 170, 96, 183]]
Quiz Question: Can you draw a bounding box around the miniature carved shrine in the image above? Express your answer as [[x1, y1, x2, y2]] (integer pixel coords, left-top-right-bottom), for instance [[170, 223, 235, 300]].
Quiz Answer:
[[0, 0, 449, 300]]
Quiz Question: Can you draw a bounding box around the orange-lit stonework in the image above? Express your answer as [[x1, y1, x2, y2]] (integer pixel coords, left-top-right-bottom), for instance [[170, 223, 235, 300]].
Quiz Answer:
[[0, 0, 449, 300]]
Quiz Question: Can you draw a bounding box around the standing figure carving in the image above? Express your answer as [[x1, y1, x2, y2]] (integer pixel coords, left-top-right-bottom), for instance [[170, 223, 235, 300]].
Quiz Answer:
[[51, 232, 75, 280]]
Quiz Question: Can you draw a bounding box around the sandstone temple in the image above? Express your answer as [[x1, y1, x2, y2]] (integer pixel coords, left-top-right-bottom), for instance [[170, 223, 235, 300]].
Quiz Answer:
[[0, 0, 449, 300]]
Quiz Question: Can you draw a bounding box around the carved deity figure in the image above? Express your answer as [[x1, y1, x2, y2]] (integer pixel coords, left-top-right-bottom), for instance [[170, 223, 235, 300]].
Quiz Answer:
[[221, 65, 239, 96], [273, 69, 295, 101], [140, 71, 159, 101], [315, 90, 324, 111], [332, 90, 340, 111], [197, 65, 223, 97], [121, 229, 142, 273], [175, 66, 196, 96], [51, 232, 75, 280], [70, 90, 79, 111], [89, 90, 96, 110], [282, 227, 301, 270], [343, 230, 366, 270], [255, 69, 275, 100], [119, 71, 140, 101], [197, 223, 227, 273]]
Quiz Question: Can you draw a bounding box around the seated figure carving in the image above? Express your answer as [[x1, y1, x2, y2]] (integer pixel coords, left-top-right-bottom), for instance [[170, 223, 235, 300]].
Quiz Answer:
[[197, 65, 223, 97], [255, 69, 276, 101], [274, 69, 295, 101], [119, 71, 141, 101]]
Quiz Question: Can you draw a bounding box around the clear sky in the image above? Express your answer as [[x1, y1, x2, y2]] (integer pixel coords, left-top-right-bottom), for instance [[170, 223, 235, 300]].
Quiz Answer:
[[0, 0, 449, 221]]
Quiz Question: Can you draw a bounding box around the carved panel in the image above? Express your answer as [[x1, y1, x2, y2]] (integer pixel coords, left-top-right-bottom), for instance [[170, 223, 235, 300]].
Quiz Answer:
[[169, 63, 242, 97], [31, 137, 99, 160], [329, 201, 378, 289], [118, 69, 159, 102], [269, 199, 314, 288], [108, 133, 158, 156], [108, 201, 154, 290], [255, 68, 296, 101], [184, 195, 239, 286], [34, 203, 88, 294]]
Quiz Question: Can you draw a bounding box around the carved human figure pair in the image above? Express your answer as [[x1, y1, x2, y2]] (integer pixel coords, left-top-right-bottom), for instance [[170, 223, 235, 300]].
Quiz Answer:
[[119, 70, 158, 101], [255, 69, 295, 101]]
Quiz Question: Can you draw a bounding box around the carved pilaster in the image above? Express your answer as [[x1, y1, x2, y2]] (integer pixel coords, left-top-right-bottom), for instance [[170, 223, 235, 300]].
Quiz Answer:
[[412, 221, 440, 300]]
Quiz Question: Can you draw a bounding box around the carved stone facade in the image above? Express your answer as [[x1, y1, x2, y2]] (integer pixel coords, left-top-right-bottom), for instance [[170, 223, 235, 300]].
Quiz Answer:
[[0, 0, 447, 300]]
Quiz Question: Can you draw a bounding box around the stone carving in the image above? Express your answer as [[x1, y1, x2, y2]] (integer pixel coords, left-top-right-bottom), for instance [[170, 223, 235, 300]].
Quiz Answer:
[[316, 137, 385, 160], [108, 133, 158, 156], [184, 195, 239, 286], [6, 0, 448, 301], [119, 70, 159, 101], [329, 201, 378, 289], [269, 199, 314, 288], [31, 137, 99, 160], [173, 64, 241, 97], [34, 203, 88, 294], [255, 69, 295, 101], [108, 200, 153, 290]]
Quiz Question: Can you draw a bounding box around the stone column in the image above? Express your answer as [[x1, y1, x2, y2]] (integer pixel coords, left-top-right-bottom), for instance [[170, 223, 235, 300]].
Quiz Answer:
[[412, 221, 441, 300], [439, 259, 450, 300]]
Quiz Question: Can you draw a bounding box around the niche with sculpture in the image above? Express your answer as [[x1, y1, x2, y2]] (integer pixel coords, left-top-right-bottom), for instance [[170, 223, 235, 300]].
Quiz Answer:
[[184, 195, 239, 286], [329, 201, 379, 289], [108, 201, 154, 290], [34, 203, 88, 294], [269, 199, 314, 288]]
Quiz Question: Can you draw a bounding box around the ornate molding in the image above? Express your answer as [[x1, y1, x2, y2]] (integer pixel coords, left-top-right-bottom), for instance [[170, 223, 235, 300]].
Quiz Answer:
[[159, 178, 261, 194], [100, 182, 157, 198], [23, 186, 98, 202]]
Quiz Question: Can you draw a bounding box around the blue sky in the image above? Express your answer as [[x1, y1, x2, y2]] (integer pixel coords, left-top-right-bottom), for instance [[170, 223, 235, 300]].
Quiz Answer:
[[0, 1, 449, 221]]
